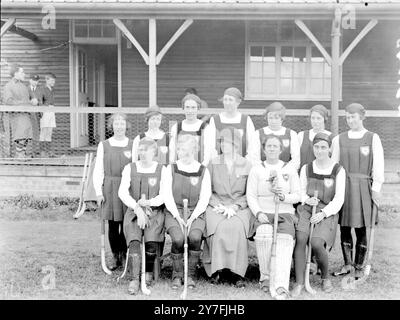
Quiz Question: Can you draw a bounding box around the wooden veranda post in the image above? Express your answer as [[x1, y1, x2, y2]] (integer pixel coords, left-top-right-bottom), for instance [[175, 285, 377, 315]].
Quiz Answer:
[[149, 19, 157, 107], [331, 8, 342, 136]]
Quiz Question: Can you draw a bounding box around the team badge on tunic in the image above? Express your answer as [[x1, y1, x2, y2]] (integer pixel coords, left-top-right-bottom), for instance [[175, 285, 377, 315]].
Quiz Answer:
[[324, 178, 334, 188], [237, 129, 244, 138], [123, 151, 132, 159], [282, 174, 289, 181], [282, 139, 290, 148], [148, 177, 157, 187], [360, 146, 370, 156], [160, 146, 168, 154], [190, 177, 199, 186]]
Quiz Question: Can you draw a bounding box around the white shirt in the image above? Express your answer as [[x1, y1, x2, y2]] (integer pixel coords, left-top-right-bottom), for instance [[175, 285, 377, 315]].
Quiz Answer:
[[297, 129, 332, 147], [247, 160, 301, 216], [40, 85, 56, 128], [299, 161, 346, 217], [118, 161, 166, 210], [92, 137, 135, 197], [331, 129, 385, 192], [169, 119, 213, 166], [208, 112, 256, 163], [132, 130, 167, 163], [162, 159, 211, 220], [251, 126, 300, 170]]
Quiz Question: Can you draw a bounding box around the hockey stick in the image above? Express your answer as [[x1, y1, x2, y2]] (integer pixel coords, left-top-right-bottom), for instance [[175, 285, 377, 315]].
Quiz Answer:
[[73, 153, 89, 219], [140, 194, 151, 295], [269, 194, 280, 299], [100, 211, 112, 275], [117, 248, 130, 283], [180, 199, 189, 300], [342, 201, 379, 289], [304, 190, 319, 295]]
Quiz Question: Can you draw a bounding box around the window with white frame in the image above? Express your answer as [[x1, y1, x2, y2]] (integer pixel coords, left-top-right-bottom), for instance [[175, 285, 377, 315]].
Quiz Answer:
[[73, 20, 117, 44], [78, 50, 87, 94], [245, 21, 341, 101]]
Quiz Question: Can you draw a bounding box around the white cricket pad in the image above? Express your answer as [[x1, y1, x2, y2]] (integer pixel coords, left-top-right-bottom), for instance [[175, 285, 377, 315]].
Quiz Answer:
[[254, 224, 273, 282], [273, 233, 294, 292]]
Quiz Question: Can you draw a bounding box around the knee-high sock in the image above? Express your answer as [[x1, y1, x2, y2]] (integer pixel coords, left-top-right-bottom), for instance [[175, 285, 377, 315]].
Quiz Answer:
[[311, 238, 329, 279], [274, 233, 294, 292], [294, 231, 308, 285], [254, 224, 273, 282]]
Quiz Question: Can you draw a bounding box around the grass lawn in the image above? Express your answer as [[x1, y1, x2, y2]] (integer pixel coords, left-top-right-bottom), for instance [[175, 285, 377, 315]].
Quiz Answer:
[[1, 201, 399, 300]]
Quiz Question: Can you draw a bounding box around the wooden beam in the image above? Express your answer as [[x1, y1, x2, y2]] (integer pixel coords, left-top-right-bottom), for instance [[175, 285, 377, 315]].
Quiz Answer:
[[113, 18, 149, 65], [295, 19, 332, 66], [330, 8, 342, 136], [1, 19, 38, 41], [156, 19, 193, 65], [117, 29, 122, 108], [0, 18, 16, 37], [339, 19, 378, 65], [149, 19, 157, 107]]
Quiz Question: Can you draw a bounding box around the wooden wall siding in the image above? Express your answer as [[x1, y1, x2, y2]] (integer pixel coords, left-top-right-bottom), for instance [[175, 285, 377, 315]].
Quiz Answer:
[[341, 20, 400, 109], [121, 20, 400, 111], [0, 18, 71, 151]]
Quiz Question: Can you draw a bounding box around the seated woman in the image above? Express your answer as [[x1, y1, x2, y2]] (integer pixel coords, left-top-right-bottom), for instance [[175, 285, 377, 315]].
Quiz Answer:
[[203, 129, 253, 288], [118, 137, 166, 295], [169, 93, 212, 166], [93, 113, 134, 271], [251, 102, 300, 169], [291, 132, 345, 297], [132, 105, 169, 165], [162, 134, 211, 289], [247, 136, 301, 300], [297, 105, 332, 170]]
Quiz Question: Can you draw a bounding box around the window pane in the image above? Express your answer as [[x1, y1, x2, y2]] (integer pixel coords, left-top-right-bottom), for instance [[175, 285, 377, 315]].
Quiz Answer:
[[324, 79, 331, 94], [293, 79, 306, 94], [263, 46, 275, 60], [281, 62, 292, 78], [311, 62, 324, 78], [294, 47, 306, 61], [263, 79, 275, 94], [280, 79, 292, 94], [281, 46, 293, 61], [293, 62, 306, 77], [89, 24, 102, 37], [103, 25, 115, 37], [324, 63, 331, 77], [310, 79, 323, 94], [75, 24, 87, 37], [250, 62, 262, 77], [250, 46, 262, 61], [312, 47, 323, 58], [263, 62, 275, 77], [248, 79, 263, 94]]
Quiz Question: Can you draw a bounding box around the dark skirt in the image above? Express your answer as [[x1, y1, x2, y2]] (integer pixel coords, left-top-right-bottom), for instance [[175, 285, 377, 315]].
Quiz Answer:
[[252, 212, 297, 238], [296, 204, 339, 250], [123, 207, 165, 245], [165, 210, 206, 234], [102, 176, 126, 221]]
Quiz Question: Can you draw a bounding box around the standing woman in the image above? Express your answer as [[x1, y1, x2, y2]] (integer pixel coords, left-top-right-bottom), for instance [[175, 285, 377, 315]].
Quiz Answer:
[[251, 102, 300, 169], [169, 93, 212, 166], [298, 105, 332, 170], [118, 137, 166, 295], [93, 113, 134, 270], [208, 87, 256, 163], [292, 133, 346, 297], [203, 129, 253, 287], [132, 105, 169, 165], [163, 134, 212, 290], [247, 136, 301, 300]]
